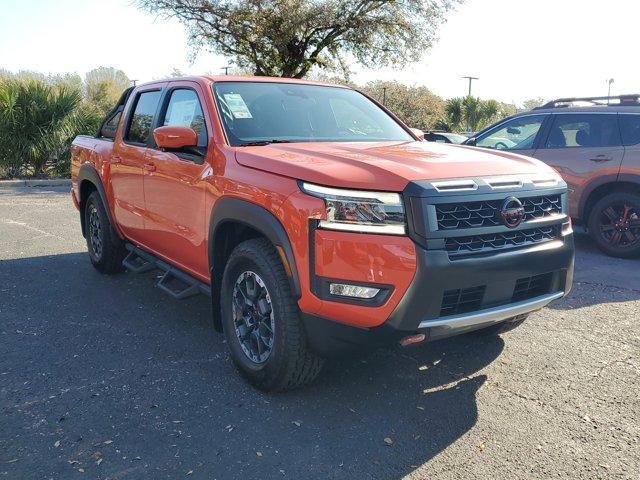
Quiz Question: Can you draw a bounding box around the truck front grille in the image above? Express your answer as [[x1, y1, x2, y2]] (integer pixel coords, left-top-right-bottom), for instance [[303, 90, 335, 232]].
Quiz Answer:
[[436, 194, 562, 230], [440, 285, 486, 317], [438, 273, 557, 318], [512, 272, 553, 302], [445, 225, 560, 257]]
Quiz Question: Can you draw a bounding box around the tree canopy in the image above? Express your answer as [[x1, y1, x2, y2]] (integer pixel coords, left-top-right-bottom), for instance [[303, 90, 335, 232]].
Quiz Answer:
[[136, 0, 459, 78]]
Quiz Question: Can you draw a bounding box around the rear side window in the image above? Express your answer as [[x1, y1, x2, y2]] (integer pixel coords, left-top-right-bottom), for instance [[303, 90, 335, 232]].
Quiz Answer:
[[162, 89, 208, 148], [619, 114, 640, 146], [100, 111, 121, 139], [544, 114, 621, 148], [126, 90, 162, 144]]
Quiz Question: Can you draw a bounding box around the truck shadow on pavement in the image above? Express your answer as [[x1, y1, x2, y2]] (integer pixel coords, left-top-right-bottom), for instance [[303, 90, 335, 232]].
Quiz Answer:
[[1, 252, 503, 480]]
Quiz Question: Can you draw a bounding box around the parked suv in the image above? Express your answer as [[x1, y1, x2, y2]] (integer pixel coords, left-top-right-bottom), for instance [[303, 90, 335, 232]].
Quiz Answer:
[[71, 76, 574, 391], [465, 95, 640, 258]]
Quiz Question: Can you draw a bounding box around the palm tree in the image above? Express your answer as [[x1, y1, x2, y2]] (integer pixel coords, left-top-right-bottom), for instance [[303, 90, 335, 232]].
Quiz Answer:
[[0, 79, 82, 177]]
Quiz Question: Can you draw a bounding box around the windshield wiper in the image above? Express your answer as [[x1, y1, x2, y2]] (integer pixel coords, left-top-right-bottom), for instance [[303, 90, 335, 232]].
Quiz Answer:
[[237, 139, 294, 147]]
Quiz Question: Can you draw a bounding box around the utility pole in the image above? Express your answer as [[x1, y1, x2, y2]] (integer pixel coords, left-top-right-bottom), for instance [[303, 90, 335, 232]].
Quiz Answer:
[[221, 66, 231, 75], [607, 78, 614, 103], [131, 79, 138, 86], [461, 76, 479, 96], [382, 87, 387, 106]]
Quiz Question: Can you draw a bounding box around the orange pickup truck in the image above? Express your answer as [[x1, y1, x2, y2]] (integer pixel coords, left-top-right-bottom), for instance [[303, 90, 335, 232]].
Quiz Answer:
[[71, 76, 574, 391]]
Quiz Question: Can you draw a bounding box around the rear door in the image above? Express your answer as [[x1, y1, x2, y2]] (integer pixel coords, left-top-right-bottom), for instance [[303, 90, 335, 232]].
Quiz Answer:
[[139, 82, 211, 279], [618, 113, 640, 178], [533, 113, 624, 217], [110, 87, 164, 239]]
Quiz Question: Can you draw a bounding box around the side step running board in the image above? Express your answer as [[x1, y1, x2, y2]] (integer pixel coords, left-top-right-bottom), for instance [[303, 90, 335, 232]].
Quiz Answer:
[[123, 244, 210, 299]]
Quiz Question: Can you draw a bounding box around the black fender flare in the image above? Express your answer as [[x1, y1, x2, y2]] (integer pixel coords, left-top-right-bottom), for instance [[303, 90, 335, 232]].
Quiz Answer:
[[77, 164, 117, 237], [208, 197, 301, 299]]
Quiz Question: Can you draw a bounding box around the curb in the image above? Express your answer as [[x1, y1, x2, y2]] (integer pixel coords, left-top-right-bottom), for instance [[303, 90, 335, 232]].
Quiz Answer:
[[0, 179, 71, 188]]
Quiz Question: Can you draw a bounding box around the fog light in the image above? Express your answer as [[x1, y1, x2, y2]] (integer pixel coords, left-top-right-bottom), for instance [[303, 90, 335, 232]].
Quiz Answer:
[[329, 283, 380, 299]]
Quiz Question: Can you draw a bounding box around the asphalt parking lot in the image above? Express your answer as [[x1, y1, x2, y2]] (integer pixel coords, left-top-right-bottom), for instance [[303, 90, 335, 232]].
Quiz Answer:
[[1, 186, 639, 480]]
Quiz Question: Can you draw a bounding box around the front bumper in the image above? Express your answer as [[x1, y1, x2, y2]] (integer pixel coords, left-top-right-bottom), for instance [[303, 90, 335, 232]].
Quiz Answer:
[[302, 232, 574, 356]]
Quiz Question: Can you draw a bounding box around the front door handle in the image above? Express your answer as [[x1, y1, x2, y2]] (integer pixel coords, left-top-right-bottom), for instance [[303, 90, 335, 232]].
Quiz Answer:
[[589, 155, 613, 163], [143, 163, 156, 172]]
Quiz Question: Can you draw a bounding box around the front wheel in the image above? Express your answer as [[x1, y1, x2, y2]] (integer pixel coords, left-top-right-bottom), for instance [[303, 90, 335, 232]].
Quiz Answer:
[[587, 192, 640, 258], [220, 238, 323, 391]]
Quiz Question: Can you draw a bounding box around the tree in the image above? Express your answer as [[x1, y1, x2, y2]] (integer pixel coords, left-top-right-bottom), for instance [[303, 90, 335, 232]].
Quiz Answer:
[[136, 0, 460, 78], [84, 67, 130, 115], [443, 96, 515, 132], [361, 80, 445, 131], [0, 79, 82, 177], [521, 97, 545, 111]]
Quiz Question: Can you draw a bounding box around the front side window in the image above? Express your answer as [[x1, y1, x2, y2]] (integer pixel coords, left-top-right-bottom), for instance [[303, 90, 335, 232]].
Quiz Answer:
[[126, 90, 162, 144], [544, 114, 621, 148], [476, 115, 546, 150], [162, 89, 208, 148], [212, 82, 413, 146], [619, 114, 640, 146]]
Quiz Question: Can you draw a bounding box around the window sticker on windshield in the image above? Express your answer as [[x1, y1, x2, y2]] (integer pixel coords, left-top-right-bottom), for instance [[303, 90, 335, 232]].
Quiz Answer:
[[223, 93, 253, 119]]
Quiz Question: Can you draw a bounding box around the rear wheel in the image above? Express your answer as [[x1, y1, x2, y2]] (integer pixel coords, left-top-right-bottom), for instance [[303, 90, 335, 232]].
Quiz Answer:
[[220, 238, 323, 391], [587, 192, 640, 258], [84, 191, 126, 274]]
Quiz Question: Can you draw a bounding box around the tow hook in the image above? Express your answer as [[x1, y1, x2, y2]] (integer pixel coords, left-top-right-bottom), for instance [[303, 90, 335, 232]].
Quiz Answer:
[[399, 333, 427, 347]]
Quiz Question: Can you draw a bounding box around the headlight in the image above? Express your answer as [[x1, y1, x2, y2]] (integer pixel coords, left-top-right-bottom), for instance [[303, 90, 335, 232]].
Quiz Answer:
[[300, 182, 406, 235]]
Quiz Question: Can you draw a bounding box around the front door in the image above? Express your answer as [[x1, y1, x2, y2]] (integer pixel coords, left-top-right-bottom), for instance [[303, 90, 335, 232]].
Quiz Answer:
[[110, 88, 163, 239], [140, 83, 211, 279], [474, 114, 548, 158], [533, 113, 624, 216]]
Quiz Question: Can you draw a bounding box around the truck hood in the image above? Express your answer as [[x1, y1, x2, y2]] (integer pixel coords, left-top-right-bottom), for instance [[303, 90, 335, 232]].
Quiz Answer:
[[234, 140, 555, 192]]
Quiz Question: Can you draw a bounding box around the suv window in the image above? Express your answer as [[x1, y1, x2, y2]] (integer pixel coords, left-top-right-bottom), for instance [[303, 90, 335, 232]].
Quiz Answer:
[[476, 115, 546, 150], [544, 114, 621, 148], [619, 114, 640, 146], [126, 90, 162, 145], [162, 89, 207, 148]]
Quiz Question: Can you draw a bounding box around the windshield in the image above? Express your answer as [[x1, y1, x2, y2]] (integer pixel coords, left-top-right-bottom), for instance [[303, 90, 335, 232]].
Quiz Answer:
[[212, 82, 413, 146]]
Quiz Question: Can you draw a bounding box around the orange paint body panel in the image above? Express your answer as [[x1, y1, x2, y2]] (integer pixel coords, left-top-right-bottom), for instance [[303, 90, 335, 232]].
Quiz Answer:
[[313, 230, 417, 327]]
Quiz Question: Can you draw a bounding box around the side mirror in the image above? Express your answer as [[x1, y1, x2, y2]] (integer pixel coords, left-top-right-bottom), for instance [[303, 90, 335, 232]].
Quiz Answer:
[[465, 137, 477, 146], [153, 125, 198, 150], [409, 127, 425, 141], [507, 127, 521, 135]]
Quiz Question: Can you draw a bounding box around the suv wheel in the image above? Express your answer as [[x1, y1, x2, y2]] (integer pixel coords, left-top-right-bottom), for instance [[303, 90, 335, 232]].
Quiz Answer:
[[84, 191, 126, 273], [220, 238, 324, 391], [587, 192, 640, 258]]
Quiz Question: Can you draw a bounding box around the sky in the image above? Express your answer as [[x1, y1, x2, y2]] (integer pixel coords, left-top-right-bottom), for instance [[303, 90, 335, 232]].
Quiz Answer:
[[1, 0, 638, 105]]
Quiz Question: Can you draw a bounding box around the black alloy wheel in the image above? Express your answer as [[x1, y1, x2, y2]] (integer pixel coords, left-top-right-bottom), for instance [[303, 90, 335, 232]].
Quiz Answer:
[[588, 192, 640, 258], [232, 270, 275, 364]]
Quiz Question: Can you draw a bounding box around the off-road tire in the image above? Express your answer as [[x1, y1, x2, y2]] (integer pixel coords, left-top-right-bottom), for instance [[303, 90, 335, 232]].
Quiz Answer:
[[84, 191, 126, 274], [587, 191, 640, 258], [220, 238, 324, 391]]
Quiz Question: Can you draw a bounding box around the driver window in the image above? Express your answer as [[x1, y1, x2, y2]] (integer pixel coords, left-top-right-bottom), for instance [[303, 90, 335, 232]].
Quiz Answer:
[[163, 89, 208, 148], [476, 115, 546, 150]]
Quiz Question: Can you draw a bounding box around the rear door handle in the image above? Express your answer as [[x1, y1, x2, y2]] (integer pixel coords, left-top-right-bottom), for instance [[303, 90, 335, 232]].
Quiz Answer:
[[111, 155, 122, 164], [143, 163, 156, 172], [589, 155, 613, 163]]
